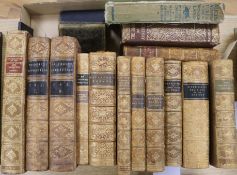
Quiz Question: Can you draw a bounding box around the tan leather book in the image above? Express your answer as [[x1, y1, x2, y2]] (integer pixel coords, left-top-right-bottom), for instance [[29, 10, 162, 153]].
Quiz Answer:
[[77, 53, 89, 165], [210, 59, 237, 168], [117, 56, 132, 175], [164, 60, 182, 166], [49, 36, 79, 171], [182, 61, 209, 169], [131, 56, 146, 171], [89, 52, 116, 166], [1, 31, 29, 174], [146, 57, 165, 172], [26, 37, 50, 171]]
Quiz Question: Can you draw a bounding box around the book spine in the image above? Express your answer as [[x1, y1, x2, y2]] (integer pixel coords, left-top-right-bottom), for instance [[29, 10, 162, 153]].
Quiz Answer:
[[123, 46, 220, 61], [77, 53, 89, 165], [210, 59, 237, 168], [122, 24, 219, 47], [131, 56, 146, 171], [164, 60, 182, 166], [49, 36, 78, 171], [182, 61, 209, 168], [26, 37, 50, 171], [0, 32, 2, 163], [117, 56, 131, 175], [1, 31, 28, 174], [146, 57, 165, 172], [89, 52, 116, 166]]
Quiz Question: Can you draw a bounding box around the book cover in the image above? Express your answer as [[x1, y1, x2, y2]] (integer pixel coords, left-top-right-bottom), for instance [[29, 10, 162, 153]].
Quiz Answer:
[[210, 59, 237, 168], [122, 24, 219, 47], [49, 36, 79, 171], [26, 37, 50, 171], [117, 56, 131, 175], [182, 61, 209, 169], [77, 53, 89, 165], [146, 57, 165, 172], [89, 52, 116, 166], [131, 56, 146, 171], [164, 60, 182, 166], [105, 1, 224, 24], [1, 31, 28, 174]]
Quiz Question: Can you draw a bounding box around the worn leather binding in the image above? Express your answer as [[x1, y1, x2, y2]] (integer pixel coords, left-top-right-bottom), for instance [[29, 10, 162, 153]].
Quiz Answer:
[[146, 57, 165, 172], [89, 52, 116, 166], [123, 46, 220, 61], [0, 32, 2, 161], [26, 37, 50, 171], [131, 56, 146, 171], [210, 59, 237, 168], [164, 60, 182, 166], [117, 56, 132, 175], [1, 31, 29, 174], [77, 53, 89, 165], [182, 61, 209, 168], [49, 36, 79, 171]]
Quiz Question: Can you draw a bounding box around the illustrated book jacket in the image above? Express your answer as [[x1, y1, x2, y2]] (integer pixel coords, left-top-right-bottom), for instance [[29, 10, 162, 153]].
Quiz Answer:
[[117, 56, 131, 175], [49, 36, 79, 172], [89, 52, 116, 166], [77, 53, 89, 165], [164, 60, 182, 166], [210, 59, 237, 168], [146, 57, 165, 172], [26, 37, 50, 171], [182, 61, 209, 169], [1, 31, 28, 174]]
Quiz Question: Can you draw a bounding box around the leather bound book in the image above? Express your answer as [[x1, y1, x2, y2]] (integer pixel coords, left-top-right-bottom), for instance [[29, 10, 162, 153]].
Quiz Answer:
[[210, 59, 237, 168], [131, 56, 146, 171], [0, 32, 2, 160], [1, 31, 29, 174], [77, 53, 89, 165], [49, 36, 79, 171], [123, 46, 220, 61], [146, 57, 165, 172], [117, 56, 131, 175], [89, 52, 116, 166], [122, 24, 219, 48], [26, 37, 50, 171], [164, 60, 182, 166], [182, 61, 209, 169]]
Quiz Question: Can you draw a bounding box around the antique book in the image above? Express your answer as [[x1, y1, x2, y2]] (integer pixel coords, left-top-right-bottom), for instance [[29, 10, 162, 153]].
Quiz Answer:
[[105, 1, 224, 24], [89, 52, 116, 166], [0, 32, 2, 160], [123, 46, 220, 61], [26, 37, 50, 171], [1, 31, 28, 174], [117, 56, 131, 175], [164, 60, 182, 166], [131, 56, 146, 171], [59, 23, 105, 53], [146, 57, 165, 172], [122, 24, 219, 47], [182, 61, 209, 169], [210, 59, 237, 168], [49, 36, 79, 171], [77, 53, 89, 165]]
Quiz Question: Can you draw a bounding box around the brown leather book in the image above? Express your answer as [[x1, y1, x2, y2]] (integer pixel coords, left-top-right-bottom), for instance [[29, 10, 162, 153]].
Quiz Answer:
[[210, 59, 237, 168], [123, 46, 220, 61], [26, 37, 50, 170], [182, 61, 209, 168], [131, 56, 146, 171], [117, 56, 132, 175], [164, 60, 182, 166], [146, 57, 165, 172], [77, 53, 89, 165], [49, 36, 79, 171], [89, 52, 116, 166], [1, 31, 29, 174]]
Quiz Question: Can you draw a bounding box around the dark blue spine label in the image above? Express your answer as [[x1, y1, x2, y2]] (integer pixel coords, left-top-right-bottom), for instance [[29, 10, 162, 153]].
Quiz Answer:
[[51, 60, 74, 75], [27, 81, 47, 96], [183, 83, 209, 100], [132, 94, 145, 108], [165, 80, 181, 93], [146, 95, 164, 109], [28, 60, 48, 75], [77, 74, 89, 86], [51, 81, 73, 96]]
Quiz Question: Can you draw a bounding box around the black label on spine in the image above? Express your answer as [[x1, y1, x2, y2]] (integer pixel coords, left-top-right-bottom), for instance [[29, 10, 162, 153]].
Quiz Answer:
[[77, 74, 89, 86], [183, 83, 209, 100], [146, 95, 164, 109], [90, 73, 115, 86], [51, 60, 74, 75], [165, 80, 181, 93], [51, 81, 73, 96], [27, 81, 47, 95], [132, 94, 145, 108]]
